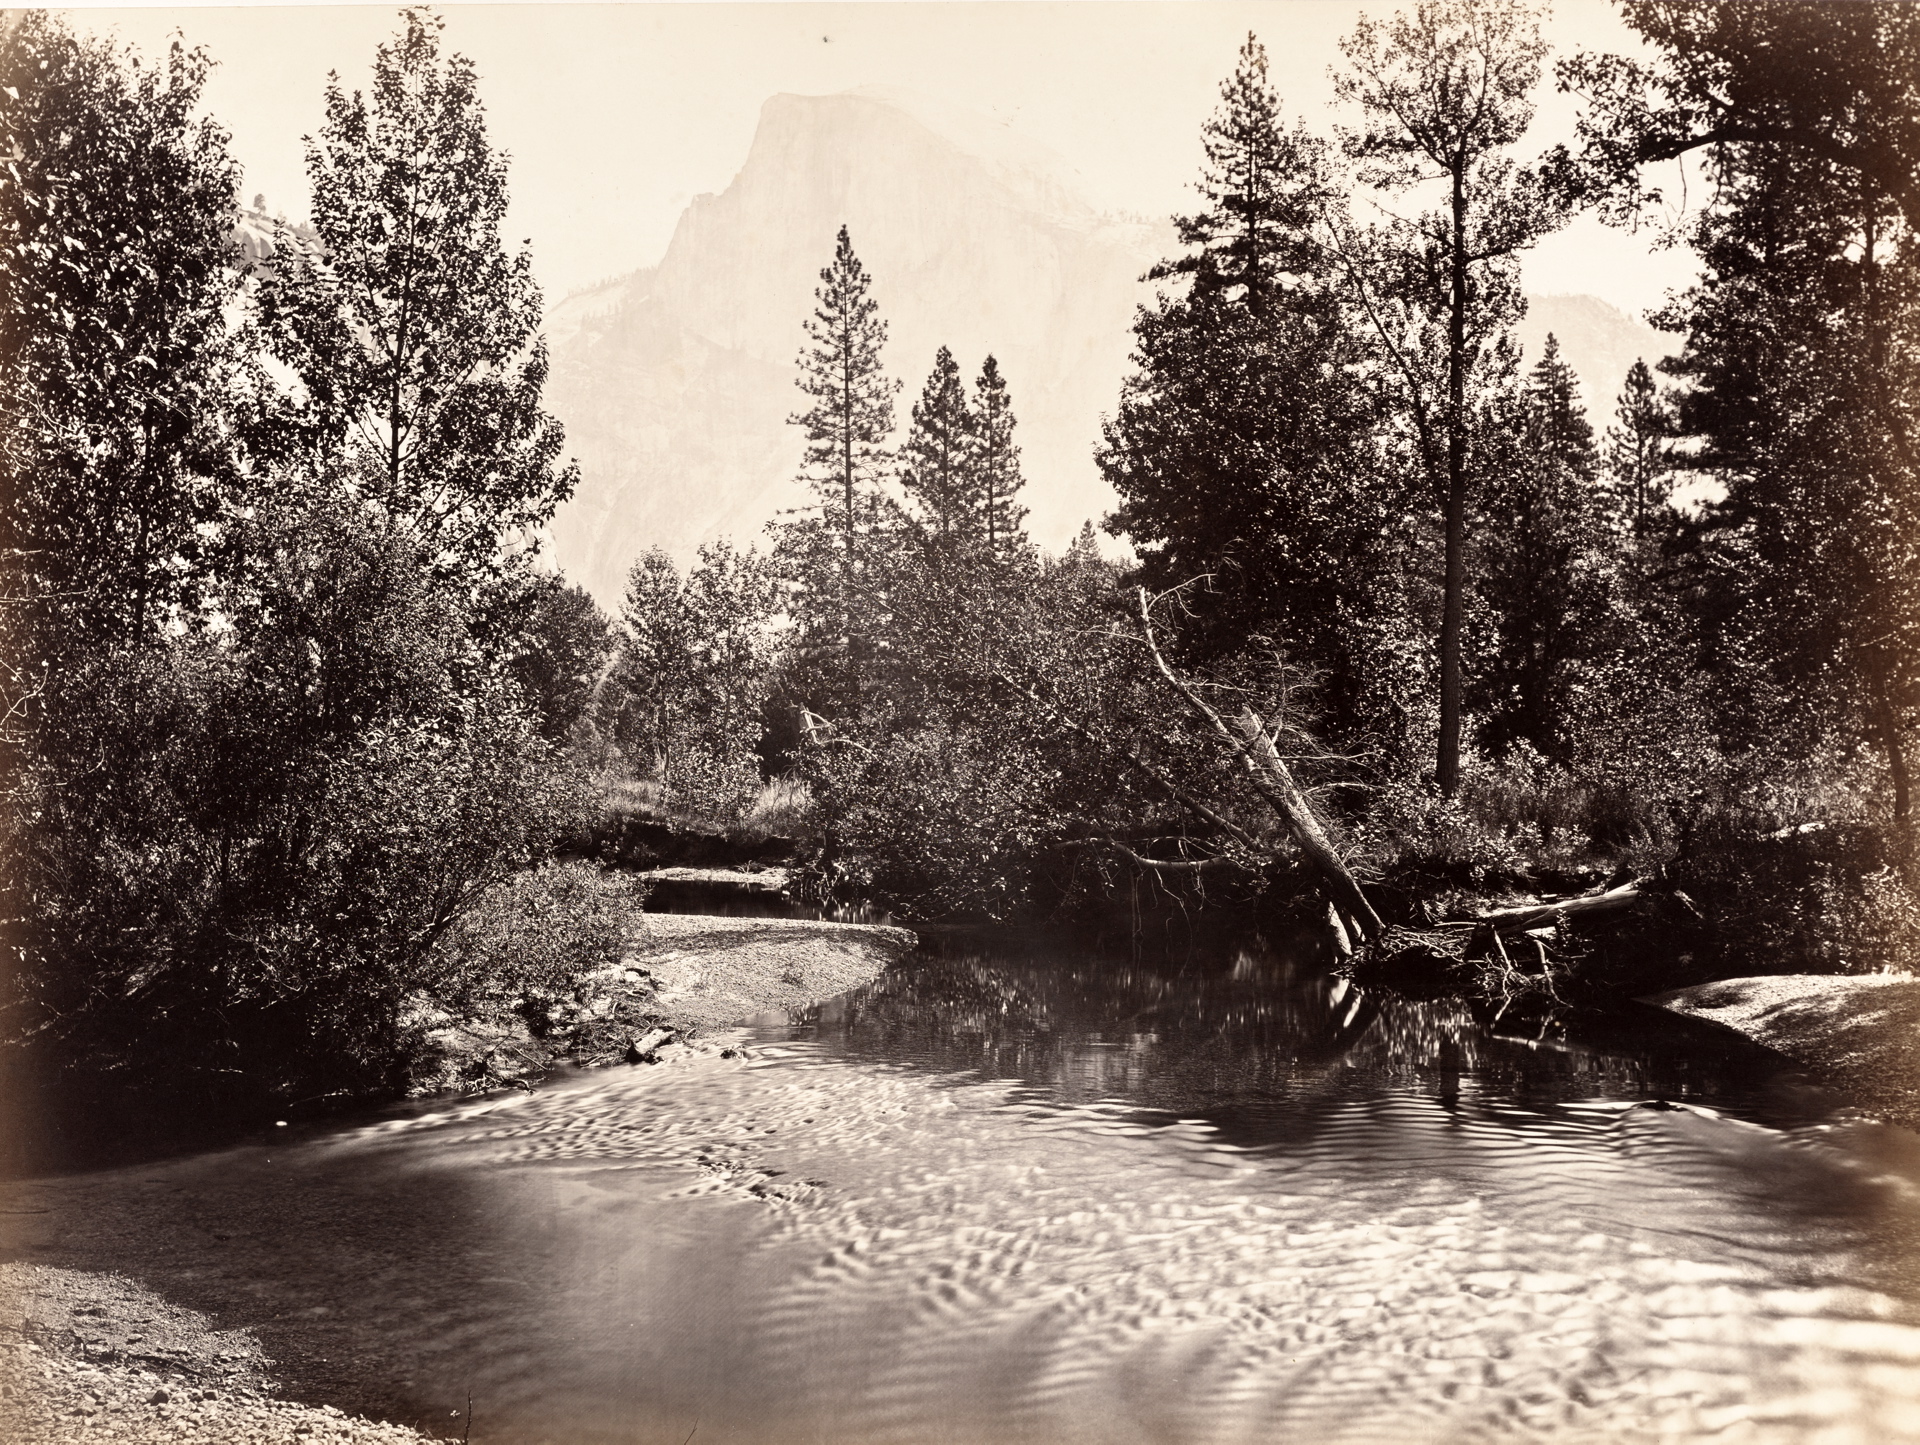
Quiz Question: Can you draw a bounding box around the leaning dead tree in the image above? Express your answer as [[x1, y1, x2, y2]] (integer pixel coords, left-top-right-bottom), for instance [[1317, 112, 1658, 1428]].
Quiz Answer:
[[998, 586, 1687, 989], [1131, 589, 1385, 950], [994, 585, 1386, 954]]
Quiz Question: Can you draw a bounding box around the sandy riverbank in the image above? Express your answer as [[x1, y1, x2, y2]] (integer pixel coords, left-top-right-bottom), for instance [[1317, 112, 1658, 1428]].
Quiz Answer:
[[1645, 973, 1920, 1130], [1, 910, 916, 1444]]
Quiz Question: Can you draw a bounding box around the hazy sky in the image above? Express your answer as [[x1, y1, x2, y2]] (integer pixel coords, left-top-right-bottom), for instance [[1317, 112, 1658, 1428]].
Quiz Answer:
[[67, 2, 1701, 317]]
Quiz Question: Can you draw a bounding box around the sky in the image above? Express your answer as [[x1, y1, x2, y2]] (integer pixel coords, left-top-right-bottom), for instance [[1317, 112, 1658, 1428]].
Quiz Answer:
[[64, 2, 1702, 318]]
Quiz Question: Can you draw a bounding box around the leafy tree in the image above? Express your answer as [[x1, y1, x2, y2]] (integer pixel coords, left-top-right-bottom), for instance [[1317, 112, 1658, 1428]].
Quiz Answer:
[[1101, 35, 1398, 744], [972, 355, 1028, 561], [260, 8, 575, 616], [1563, 1, 1920, 233], [0, 12, 251, 653], [508, 577, 614, 744], [1334, 0, 1571, 793], [615, 543, 778, 815], [774, 224, 900, 718], [1573, 0, 1920, 824], [8, 497, 583, 1100]]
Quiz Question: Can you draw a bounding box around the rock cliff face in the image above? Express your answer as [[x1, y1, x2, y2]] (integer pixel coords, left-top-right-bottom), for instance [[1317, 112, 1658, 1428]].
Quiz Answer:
[[542, 89, 1167, 606], [1515, 293, 1674, 425]]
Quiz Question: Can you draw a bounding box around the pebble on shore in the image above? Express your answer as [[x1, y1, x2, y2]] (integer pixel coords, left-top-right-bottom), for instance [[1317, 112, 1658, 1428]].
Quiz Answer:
[[0, 1264, 433, 1445]]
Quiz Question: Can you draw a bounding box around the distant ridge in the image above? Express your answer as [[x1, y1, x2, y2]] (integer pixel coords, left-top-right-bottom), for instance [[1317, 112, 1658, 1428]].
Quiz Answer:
[[541, 89, 1167, 608], [1515, 294, 1673, 421]]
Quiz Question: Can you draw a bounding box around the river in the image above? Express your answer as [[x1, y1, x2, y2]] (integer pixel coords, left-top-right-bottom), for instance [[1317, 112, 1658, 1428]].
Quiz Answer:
[[8, 925, 1920, 1443]]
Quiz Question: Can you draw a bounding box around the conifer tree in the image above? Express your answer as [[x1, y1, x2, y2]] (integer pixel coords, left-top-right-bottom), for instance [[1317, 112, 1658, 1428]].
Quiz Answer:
[[1473, 335, 1614, 760], [1101, 33, 1393, 743], [1156, 33, 1322, 307], [973, 356, 1028, 561], [899, 346, 976, 545], [1574, 2, 1920, 820], [1336, 0, 1571, 793], [776, 224, 899, 716], [1604, 358, 1673, 528], [1527, 336, 1598, 477]]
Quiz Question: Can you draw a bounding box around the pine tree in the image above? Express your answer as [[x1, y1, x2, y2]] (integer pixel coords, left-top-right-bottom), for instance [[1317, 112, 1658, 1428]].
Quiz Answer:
[[775, 224, 900, 716], [1604, 358, 1672, 528], [1156, 33, 1324, 308], [1101, 33, 1394, 743], [1336, 0, 1570, 793], [1472, 334, 1614, 760], [260, 8, 575, 615], [1574, 2, 1920, 822], [973, 356, 1028, 561], [899, 346, 976, 545], [1527, 336, 1598, 477]]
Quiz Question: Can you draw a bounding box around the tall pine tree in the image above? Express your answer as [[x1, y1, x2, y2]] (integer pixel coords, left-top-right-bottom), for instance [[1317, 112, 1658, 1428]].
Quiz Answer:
[[898, 346, 976, 545], [1335, 0, 1570, 793], [1101, 34, 1395, 744], [973, 356, 1028, 561], [775, 224, 899, 717], [1574, 1, 1920, 822]]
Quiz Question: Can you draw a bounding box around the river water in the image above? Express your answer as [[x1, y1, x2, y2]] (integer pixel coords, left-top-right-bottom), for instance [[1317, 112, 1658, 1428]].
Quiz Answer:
[[10, 927, 1920, 1443]]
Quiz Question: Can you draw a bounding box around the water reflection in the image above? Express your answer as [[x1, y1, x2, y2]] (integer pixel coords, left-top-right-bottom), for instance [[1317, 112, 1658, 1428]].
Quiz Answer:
[[4, 928, 1917, 1445], [800, 931, 1803, 1134]]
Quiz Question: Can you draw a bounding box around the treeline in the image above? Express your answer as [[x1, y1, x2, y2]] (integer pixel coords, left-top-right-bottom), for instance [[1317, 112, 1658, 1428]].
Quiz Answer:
[[5, 2, 1918, 1109], [1, 10, 639, 1104], [601, 2, 1918, 978]]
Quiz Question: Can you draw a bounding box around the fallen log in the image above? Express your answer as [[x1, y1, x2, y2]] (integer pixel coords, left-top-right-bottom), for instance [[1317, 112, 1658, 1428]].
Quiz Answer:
[[1466, 882, 1647, 934]]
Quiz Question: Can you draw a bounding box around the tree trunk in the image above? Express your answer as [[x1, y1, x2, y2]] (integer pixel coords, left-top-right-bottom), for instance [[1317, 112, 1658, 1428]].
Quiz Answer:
[[1869, 667, 1912, 824], [1463, 881, 1646, 933], [1231, 710, 1386, 943], [1437, 161, 1471, 797]]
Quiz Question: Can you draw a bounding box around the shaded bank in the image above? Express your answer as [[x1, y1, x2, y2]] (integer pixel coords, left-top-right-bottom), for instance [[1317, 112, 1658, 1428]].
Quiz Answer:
[[1647, 974, 1920, 1131]]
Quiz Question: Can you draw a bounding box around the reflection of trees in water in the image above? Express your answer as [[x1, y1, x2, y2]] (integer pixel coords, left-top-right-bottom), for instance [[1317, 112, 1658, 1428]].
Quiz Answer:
[[801, 931, 1772, 1126]]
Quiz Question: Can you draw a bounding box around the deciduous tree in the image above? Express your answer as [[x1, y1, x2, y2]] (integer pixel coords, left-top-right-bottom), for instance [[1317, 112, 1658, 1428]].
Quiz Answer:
[[260, 8, 575, 616], [0, 12, 251, 653]]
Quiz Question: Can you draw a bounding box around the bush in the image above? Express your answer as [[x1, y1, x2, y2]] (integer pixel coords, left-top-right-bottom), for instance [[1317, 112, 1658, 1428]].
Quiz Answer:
[[423, 861, 649, 1032], [1672, 803, 1920, 976], [739, 774, 815, 840], [816, 725, 1058, 920], [2, 508, 593, 1104]]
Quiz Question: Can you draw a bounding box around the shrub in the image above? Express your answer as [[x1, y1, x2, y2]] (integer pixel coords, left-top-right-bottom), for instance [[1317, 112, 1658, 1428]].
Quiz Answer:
[[817, 725, 1058, 920], [423, 860, 649, 1032], [2, 508, 593, 1104]]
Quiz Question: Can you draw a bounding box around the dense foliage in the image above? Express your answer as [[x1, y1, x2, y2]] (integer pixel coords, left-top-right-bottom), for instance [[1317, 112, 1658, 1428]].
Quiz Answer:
[[6, 0, 1918, 1117], [647, 4, 1915, 970], [1, 10, 604, 1107]]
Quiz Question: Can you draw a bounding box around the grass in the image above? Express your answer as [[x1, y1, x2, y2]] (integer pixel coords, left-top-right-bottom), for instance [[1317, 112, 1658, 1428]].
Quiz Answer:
[[596, 770, 816, 841]]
